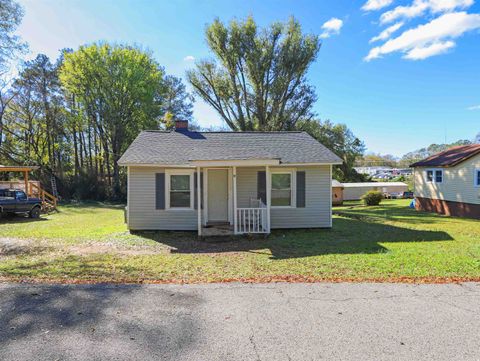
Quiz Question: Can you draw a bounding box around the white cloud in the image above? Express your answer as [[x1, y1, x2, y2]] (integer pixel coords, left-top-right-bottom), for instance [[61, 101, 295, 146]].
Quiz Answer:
[[468, 104, 480, 110], [380, 0, 474, 24], [403, 40, 455, 59], [365, 12, 480, 61], [370, 22, 404, 42], [320, 18, 344, 38], [183, 55, 195, 62], [362, 0, 394, 11]]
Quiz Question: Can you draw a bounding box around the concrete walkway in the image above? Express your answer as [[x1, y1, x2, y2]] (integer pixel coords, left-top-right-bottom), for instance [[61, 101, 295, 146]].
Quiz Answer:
[[0, 282, 479, 360]]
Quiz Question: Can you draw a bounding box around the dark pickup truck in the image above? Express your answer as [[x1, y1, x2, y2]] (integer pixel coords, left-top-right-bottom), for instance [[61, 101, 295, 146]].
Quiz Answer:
[[0, 189, 42, 218]]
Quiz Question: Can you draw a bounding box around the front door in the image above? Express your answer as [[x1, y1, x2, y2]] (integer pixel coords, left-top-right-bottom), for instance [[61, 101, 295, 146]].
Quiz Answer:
[[207, 169, 229, 223]]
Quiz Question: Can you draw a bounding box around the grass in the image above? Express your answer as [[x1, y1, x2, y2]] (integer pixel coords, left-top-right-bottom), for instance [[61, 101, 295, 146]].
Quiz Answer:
[[0, 199, 479, 283]]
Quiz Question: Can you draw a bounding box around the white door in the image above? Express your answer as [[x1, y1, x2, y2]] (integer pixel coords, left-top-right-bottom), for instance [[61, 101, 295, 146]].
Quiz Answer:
[[207, 169, 229, 223]]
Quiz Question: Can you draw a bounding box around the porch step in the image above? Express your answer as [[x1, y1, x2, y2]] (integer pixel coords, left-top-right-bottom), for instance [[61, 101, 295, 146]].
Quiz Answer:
[[201, 225, 234, 237]]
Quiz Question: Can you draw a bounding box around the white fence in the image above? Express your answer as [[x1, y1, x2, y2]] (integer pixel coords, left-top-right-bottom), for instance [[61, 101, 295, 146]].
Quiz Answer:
[[235, 207, 269, 234]]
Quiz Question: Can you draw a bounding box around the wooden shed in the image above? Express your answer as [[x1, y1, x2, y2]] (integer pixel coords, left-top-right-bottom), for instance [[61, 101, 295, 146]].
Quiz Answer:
[[332, 179, 344, 206]]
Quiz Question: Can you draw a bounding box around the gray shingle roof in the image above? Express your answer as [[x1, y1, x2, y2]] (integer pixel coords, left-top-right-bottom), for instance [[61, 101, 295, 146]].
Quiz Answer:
[[118, 130, 342, 166]]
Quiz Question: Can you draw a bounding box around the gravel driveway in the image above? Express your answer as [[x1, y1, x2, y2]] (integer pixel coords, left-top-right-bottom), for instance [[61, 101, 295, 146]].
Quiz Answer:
[[0, 282, 479, 360]]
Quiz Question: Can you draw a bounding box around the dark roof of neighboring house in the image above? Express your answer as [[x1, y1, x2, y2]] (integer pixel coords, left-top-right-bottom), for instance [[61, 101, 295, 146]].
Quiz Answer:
[[410, 144, 480, 168], [118, 130, 342, 166]]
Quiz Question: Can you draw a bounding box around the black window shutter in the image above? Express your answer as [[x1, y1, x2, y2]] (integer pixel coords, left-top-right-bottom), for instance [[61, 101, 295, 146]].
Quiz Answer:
[[155, 173, 165, 210], [296, 171, 306, 208], [194, 172, 204, 209], [257, 171, 266, 204]]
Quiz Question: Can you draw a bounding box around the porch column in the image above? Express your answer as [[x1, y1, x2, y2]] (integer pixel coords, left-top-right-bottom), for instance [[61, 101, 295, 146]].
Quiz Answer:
[[266, 165, 271, 233], [24, 171, 29, 196], [233, 166, 238, 234], [197, 166, 202, 236]]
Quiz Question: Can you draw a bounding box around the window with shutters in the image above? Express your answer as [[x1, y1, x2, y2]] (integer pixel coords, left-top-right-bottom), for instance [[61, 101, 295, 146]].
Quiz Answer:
[[475, 169, 480, 187], [271, 170, 296, 207], [166, 170, 194, 209]]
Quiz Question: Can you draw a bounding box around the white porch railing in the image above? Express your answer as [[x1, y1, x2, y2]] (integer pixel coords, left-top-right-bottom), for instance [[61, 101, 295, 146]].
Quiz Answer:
[[235, 205, 269, 234]]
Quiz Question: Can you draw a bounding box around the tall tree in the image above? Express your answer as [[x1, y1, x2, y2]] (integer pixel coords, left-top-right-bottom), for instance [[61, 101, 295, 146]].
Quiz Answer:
[[1, 55, 66, 172], [187, 16, 320, 131], [60, 44, 172, 197], [0, 0, 26, 72], [160, 75, 195, 122], [0, 0, 26, 148], [298, 119, 366, 182]]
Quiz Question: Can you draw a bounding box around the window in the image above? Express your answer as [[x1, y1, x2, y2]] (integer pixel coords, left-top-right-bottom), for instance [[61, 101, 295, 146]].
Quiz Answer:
[[271, 172, 293, 207], [475, 169, 480, 187], [166, 171, 194, 209], [426, 169, 443, 183], [16, 191, 27, 201], [426, 170, 433, 182]]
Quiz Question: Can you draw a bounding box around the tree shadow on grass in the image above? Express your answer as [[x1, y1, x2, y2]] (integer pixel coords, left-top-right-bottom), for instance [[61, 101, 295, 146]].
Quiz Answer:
[[133, 216, 453, 260], [0, 284, 202, 360]]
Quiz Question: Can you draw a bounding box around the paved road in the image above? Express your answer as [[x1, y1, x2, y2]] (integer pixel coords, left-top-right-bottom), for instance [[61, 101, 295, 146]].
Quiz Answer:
[[0, 282, 479, 361]]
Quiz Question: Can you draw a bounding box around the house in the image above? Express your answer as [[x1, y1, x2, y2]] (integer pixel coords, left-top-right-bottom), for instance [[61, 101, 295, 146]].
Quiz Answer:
[[332, 179, 344, 206], [411, 144, 480, 218], [342, 182, 408, 201], [118, 120, 342, 235]]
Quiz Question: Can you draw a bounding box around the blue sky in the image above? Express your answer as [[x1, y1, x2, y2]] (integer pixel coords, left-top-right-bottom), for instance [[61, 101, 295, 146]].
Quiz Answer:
[[16, 0, 480, 156]]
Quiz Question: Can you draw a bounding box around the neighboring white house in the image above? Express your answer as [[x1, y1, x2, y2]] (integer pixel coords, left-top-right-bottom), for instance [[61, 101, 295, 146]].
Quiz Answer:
[[411, 144, 480, 218], [118, 120, 342, 235], [342, 182, 408, 201]]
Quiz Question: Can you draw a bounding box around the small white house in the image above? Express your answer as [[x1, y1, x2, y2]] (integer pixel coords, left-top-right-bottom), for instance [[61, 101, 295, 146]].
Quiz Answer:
[[118, 120, 342, 235]]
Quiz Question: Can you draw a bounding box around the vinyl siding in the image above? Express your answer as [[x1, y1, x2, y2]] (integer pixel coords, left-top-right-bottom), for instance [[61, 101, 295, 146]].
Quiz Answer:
[[127, 166, 197, 230], [128, 165, 333, 230], [237, 165, 332, 228], [414, 154, 480, 205]]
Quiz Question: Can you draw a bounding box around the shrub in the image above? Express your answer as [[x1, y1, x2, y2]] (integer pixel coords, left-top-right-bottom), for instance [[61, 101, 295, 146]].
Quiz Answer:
[[362, 190, 383, 206]]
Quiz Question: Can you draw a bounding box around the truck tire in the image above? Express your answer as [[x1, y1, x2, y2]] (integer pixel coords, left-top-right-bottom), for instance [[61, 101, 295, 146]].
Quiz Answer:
[[29, 206, 41, 219]]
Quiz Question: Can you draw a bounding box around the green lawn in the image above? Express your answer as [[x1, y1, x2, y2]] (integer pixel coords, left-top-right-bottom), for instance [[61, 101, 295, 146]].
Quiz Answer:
[[0, 200, 479, 283]]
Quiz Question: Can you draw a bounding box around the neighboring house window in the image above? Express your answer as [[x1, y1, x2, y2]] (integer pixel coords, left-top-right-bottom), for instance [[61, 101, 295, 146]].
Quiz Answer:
[[475, 169, 480, 187], [426, 169, 443, 183], [426, 170, 433, 182], [271, 171, 295, 207], [166, 170, 194, 209]]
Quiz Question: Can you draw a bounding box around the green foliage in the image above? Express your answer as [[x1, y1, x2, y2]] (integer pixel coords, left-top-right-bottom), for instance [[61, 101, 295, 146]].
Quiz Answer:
[[399, 139, 473, 167], [58, 43, 189, 197], [357, 153, 398, 167], [60, 43, 163, 143], [0, 0, 27, 72], [187, 16, 320, 131], [361, 190, 383, 206], [297, 119, 366, 182], [1, 45, 194, 200]]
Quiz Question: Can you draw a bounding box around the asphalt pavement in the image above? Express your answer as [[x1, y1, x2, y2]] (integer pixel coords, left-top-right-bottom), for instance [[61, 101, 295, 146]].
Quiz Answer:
[[0, 282, 479, 360]]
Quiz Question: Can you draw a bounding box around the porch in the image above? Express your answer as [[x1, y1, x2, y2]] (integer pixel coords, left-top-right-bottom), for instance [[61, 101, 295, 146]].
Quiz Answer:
[[0, 165, 58, 211], [192, 161, 277, 236]]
